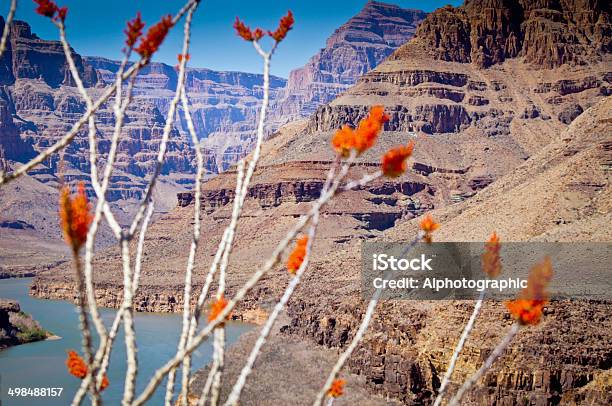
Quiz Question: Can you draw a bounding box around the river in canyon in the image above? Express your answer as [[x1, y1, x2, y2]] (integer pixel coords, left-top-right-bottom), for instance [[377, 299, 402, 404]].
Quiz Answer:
[[0, 278, 251, 405]]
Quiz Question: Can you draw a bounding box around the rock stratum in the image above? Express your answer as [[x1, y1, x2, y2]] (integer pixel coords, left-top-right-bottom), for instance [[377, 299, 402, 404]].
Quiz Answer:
[[21, 0, 612, 403]]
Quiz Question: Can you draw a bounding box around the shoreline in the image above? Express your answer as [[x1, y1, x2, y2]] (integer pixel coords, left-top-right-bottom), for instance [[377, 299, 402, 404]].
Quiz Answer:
[[28, 277, 268, 325]]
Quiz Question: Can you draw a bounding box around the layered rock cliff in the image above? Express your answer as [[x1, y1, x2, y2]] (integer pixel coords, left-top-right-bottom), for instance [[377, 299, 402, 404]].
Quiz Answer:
[[0, 18, 287, 210], [0, 18, 199, 205], [0, 17, 97, 87], [85, 57, 287, 173], [401, 0, 611, 69], [305, 0, 610, 186], [270, 1, 426, 126]]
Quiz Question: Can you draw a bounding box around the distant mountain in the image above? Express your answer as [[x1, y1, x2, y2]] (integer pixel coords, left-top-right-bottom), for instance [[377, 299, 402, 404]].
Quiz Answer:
[[270, 1, 427, 127]]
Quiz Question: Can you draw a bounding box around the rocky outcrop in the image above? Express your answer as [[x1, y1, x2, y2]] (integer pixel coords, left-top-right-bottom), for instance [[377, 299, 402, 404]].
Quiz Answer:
[[558, 103, 584, 124], [178, 162, 430, 222], [179, 179, 327, 213], [284, 297, 612, 405], [398, 0, 611, 69], [270, 1, 426, 126], [307, 103, 472, 134], [0, 17, 97, 87], [0, 299, 49, 349]]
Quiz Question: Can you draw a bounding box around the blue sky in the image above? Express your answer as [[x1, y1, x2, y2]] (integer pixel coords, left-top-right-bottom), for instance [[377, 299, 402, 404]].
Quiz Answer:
[[11, 0, 462, 78]]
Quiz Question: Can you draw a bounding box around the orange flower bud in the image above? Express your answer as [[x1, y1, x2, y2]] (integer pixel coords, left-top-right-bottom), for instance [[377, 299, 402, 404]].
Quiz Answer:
[[353, 105, 389, 153], [419, 214, 440, 243], [253, 28, 265, 41], [331, 106, 389, 156], [34, 0, 58, 18], [100, 374, 109, 391], [506, 299, 546, 326], [135, 15, 173, 58], [66, 350, 87, 379], [59, 182, 92, 252], [234, 17, 254, 41], [66, 350, 110, 391], [268, 11, 294, 42], [177, 53, 190, 63], [208, 295, 231, 324], [125, 12, 145, 49], [331, 125, 356, 157], [381, 141, 415, 177], [287, 236, 308, 274], [506, 257, 553, 325], [481, 232, 502, 277], [56, 6, 67, 22], [327, 378, 346, 398]]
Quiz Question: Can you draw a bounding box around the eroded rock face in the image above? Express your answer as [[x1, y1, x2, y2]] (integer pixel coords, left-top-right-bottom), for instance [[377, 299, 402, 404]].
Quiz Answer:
[[307, 103, 472, 135], [284, 298, 612, 405], [400, 0, 611, 69], [86, 57, 287, 173], [308, 0, 610, 141], [0, 17, 97, 87], [270, 1, 426, 127]]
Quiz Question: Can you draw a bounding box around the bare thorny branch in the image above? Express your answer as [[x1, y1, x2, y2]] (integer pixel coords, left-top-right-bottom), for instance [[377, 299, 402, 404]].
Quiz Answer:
[[23, 0, 203, 404]]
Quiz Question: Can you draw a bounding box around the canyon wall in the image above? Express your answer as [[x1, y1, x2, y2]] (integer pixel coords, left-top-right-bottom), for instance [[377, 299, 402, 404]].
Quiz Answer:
[[270, 1, 426, 127]]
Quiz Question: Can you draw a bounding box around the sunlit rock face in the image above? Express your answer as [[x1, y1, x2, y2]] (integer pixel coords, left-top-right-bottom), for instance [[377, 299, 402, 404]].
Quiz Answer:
[[270, 1, 427, 127]]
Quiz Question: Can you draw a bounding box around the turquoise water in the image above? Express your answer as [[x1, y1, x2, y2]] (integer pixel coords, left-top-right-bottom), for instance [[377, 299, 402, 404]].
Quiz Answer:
[[0, 278, 251, 405]]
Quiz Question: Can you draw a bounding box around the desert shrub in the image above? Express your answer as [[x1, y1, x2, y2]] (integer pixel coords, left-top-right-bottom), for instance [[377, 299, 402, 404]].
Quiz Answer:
[[10, 311, 49, 343]]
